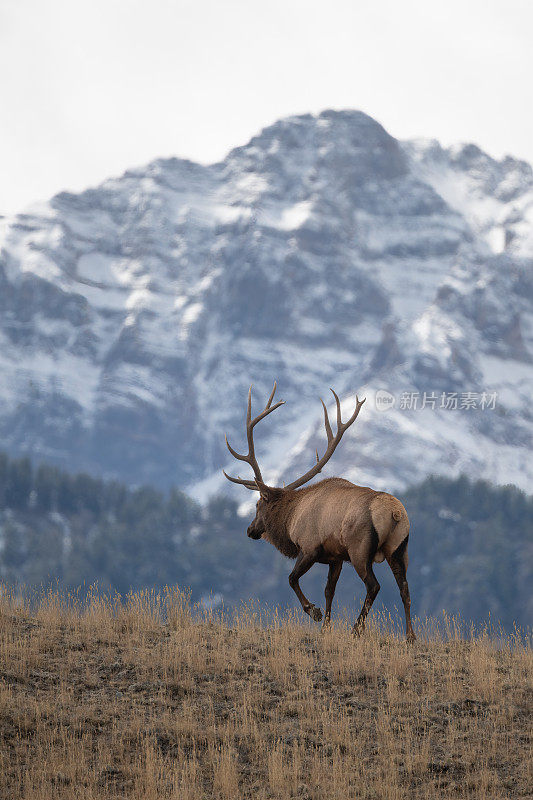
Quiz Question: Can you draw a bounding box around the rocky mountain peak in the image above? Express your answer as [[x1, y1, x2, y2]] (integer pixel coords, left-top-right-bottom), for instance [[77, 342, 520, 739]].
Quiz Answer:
[[0, 110, 531, 497]]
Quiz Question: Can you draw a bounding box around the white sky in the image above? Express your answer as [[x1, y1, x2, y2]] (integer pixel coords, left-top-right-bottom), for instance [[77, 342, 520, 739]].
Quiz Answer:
[[0, 0, 531, 216]]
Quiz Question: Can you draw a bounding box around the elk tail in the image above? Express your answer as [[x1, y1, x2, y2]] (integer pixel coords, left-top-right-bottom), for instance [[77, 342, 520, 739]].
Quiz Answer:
[[370, 494, 409, 563]]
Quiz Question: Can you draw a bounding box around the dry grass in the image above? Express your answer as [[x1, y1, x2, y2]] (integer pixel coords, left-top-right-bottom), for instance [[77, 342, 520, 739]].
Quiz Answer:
[[0, 587, 531, 800]]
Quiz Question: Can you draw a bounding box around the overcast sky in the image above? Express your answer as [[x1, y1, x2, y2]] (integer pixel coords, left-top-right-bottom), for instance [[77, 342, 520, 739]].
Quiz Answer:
[[1, 0, 531, 216]]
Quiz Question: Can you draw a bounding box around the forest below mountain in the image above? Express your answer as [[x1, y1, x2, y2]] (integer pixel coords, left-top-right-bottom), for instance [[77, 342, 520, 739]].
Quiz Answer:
[[0, 452, 530, 631]]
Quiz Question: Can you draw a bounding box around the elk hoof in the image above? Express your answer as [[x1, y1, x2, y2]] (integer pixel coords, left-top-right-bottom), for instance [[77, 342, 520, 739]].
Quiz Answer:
[[321, 616, 331, 632], [406, 632, 416, 644], [305, 604, 322, 622]]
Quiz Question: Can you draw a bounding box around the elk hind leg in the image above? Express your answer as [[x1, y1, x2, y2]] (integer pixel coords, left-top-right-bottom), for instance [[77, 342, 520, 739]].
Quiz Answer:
[[388, 536, 416, 643], [349, 527, 380, 636], [322, 560, 342, 629], [289, 549, 322, 622]]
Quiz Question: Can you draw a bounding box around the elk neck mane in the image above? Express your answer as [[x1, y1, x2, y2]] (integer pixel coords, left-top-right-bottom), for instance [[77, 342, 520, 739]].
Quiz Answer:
[[262, 492, 300, 559]]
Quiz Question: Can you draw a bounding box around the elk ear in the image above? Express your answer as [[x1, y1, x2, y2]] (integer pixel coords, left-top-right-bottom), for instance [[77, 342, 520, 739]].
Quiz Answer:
[[260, 487, 283, 502]]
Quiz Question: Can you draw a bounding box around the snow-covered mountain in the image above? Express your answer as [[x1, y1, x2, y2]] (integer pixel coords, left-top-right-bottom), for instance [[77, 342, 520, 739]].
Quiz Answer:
[[0, 110, 531, 498]]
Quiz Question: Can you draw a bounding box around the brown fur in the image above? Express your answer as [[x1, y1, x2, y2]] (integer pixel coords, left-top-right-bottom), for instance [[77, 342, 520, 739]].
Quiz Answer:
[[254, 479, 409, 566]]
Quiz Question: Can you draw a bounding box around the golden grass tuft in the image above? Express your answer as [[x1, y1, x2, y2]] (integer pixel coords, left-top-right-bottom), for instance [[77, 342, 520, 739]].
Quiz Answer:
[[0, 586, 531, 799]]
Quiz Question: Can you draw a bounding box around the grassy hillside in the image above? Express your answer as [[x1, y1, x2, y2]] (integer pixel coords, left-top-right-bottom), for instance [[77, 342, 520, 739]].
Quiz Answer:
[[0, 589, 531, 799]]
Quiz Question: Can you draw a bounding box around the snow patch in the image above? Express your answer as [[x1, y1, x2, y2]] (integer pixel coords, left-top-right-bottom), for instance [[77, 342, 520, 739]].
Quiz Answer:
[[259, 200, 312, 230]]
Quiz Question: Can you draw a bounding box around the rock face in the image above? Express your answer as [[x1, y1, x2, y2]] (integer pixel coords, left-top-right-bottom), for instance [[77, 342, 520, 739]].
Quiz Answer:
[[0, 110, 532, 496]]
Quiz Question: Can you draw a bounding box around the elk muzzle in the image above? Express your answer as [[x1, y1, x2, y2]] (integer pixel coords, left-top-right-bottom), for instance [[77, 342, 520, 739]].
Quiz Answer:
[[247, 520, 264, 539]]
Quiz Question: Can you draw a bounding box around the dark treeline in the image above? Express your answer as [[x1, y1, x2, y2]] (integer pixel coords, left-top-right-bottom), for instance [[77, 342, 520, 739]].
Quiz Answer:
[[0, 453, 531, 629], [401, 475, 532, 631], [0, 453, 251, 601]]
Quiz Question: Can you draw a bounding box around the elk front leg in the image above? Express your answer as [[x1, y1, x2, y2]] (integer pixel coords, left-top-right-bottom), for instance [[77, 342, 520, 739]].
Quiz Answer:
[[388, 537, 416, 643], [322, 560, 342, 629], [289, 550, 322, 622]]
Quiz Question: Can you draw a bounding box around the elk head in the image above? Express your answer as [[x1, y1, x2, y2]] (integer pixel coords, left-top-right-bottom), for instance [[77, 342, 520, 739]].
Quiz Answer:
[[223, 382, 366, 537]]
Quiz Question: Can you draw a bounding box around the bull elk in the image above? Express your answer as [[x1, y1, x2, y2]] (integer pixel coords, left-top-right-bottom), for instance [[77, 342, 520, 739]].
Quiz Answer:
[[223, 383, 415, 642]]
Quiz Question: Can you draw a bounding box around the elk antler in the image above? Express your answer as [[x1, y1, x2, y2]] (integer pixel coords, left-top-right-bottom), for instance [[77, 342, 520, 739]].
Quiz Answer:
[[284, 390, 366, 491], [223, 382, 285, 491]]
